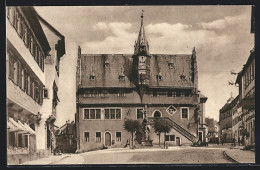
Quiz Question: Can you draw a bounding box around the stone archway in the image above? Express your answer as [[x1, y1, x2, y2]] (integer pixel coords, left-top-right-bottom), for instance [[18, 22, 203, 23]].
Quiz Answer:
[[104, 132, 111, 146]]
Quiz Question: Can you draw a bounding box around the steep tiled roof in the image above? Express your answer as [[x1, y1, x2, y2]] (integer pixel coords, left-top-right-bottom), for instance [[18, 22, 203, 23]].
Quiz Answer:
[[20, 7, 51, 56], [79, 54, 195, 88]]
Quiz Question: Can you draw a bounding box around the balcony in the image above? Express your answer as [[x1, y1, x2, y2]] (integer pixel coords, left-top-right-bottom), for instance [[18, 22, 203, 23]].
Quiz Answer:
[[7, 79, 41, 115]]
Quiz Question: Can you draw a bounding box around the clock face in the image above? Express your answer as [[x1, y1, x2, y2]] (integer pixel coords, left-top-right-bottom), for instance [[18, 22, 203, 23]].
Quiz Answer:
[[139, 56, 146, 64]]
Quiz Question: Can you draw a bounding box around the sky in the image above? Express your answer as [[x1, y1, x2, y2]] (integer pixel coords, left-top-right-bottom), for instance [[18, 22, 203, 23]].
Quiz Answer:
[[34, 6, 254, 126]]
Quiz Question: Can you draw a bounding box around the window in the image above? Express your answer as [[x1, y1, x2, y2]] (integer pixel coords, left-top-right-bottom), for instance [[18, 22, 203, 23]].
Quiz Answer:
[[21, 69, 25, 90], [84, 109, 101, 120], [165, 135, 175, 141], [84, 109, 89, 119], [181, 108, 188, 119], [110, 109, 115, 119], [181, 92, 185, 97], [96, 109, 101, 119], [84, 132, 90, 142], [96, 132, 101, 142], [90, 109, 95, 119], [43, 89, 48, 98], [152, 91, 157, 97], [116, 109, 121, 119], [167, 91, 172, 97], [101, 90, 108, 98], [105, 109, 109, 119], [137, 108, 144, 119], [172, 92, 176, 97], [116, 132, 121, 142], [104, 108, 121, 120]]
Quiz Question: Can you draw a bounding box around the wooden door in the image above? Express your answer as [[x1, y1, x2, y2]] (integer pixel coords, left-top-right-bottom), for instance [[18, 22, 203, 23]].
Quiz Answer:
[[176, 137, 180, 146], [105, 132, 111, 146]]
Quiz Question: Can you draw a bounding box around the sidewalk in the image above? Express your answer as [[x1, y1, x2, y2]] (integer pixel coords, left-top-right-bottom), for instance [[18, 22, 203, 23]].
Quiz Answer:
[[21, 154, 72, 165], [224, 147, 255, 163]]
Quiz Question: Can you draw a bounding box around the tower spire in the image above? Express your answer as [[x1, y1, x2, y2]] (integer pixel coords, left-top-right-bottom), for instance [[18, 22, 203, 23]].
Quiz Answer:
[[134, 10, 149, 55]]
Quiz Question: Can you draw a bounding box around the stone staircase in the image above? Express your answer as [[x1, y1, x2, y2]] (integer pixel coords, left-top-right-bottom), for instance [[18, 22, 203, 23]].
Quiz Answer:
[[147, 117, 197, 143]]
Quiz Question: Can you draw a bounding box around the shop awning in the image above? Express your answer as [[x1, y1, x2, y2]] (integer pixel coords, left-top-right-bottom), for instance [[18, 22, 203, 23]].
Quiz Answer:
[[9, 117, 29, 134], [7, 120, 22, 132], [18, 120, 32, 135], [23, 122, 36, 135]]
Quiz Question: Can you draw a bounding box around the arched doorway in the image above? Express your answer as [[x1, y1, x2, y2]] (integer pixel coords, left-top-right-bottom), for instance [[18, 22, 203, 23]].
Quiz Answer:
[[105, 132, 111, 146], [153, 111, 162, 118]]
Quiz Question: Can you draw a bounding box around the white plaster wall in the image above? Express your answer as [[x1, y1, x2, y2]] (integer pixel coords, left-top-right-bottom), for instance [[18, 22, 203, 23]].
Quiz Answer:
[[6, 21, 45, 84]]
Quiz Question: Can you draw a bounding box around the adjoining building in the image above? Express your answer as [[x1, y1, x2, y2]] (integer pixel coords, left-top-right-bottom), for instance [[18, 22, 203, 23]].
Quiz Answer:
[[220, 6, 255, 147], [55, 121, 77, 153], [219, 96, 238, 143], [6, 6, 65, 164], [205, 118, 219, 143], [75, 12, 207, 152], [235, 47, 255, 146]]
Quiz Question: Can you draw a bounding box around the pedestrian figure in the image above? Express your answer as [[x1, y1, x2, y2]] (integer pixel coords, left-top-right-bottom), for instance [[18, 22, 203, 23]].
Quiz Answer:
[[221, 137, 224, 145], [205, 137, 208, 147], [232, 137, 236, 147], [238, 136, 240, 146], [216, 137, 219, 145]]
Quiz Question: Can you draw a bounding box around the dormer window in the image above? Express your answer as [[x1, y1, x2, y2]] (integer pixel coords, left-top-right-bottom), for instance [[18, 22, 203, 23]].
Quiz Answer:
[[180, 74, 186, 80], [157, 73, 162, 80], [168, 62, 173, 69], [90, 75, 95, 80], [119, 75, 125, 80], [119, 67, 125, 80], [104, 58, 109, 67]]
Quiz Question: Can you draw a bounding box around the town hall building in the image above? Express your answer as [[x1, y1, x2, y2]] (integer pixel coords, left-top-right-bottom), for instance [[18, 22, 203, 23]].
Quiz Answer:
[[75, 12, 208, 152]]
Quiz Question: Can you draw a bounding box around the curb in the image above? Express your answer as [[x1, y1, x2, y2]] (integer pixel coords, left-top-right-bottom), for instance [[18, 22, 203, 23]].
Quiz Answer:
[[49, 155, 71, 164], [223, 151, 239, 163]]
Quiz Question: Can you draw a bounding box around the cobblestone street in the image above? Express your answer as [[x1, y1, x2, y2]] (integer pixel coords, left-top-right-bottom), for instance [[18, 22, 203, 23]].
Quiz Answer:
[[22, 144, 255, 165]]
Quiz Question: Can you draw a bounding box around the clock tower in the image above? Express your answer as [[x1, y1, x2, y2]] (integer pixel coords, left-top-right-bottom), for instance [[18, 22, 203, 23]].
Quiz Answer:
[[132, 10, 151, 86]]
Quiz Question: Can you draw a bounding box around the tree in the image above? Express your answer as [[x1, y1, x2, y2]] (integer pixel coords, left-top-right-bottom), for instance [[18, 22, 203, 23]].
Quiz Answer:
[[124, 119, 142, 149], [153, 118, 172, 148]]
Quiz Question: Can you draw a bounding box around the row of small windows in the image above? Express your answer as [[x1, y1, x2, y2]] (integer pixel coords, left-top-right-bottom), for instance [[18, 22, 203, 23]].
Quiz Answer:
[[7, 7, 45, 72], [84, 132, 121, 142], [243, 60, 255, 89], [220, 111, 232, 120], [89, 75, 125, 80], [8, 53, 43, 105], [82, 90, 192, 98], [83, 107, 189, 120], [83, 90, 125, 98], [84, 108, 122, 120]]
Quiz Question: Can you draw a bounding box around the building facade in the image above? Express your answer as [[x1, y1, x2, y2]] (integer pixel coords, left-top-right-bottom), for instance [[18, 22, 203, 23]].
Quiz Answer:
[[6, 6, 65, 164], [76, 12, 207, 152], [55, 121, 77, 153], [219, 96, 238, 143], [205, 118, 219, 143], [235, 47, 255, 146]]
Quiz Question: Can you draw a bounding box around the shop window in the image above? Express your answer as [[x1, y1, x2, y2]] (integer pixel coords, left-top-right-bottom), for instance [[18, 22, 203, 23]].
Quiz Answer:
[[116, 132, 121, 142], [181, 108, 188, 119], [84, 132, 89, 142], [96, 132, 101, 142]]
